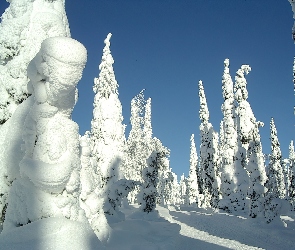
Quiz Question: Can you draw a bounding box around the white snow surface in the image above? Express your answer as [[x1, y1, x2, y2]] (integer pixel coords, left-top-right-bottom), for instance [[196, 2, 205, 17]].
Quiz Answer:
[[0, 205, 294, 249]]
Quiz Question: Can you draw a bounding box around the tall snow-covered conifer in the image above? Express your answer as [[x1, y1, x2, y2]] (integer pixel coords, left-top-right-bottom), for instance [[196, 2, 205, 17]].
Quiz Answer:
[[267, 118, 285, 199], [288, 140, 295, 209], [188, 134, 199, 205], [232, 65, 252, 212], [264, 118, 286, 223], [247, 121, 267, 218], [289, 0, 295, 42], [198, 80, 220, 208], [125, 90, 146, 184], [219, 59, 241, 212], [139, 138, 169, 213], [90, 33, 126, 215]]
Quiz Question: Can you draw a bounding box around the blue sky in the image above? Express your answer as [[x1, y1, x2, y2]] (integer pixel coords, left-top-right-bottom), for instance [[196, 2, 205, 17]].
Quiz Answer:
[[1, 0, 294, 178]]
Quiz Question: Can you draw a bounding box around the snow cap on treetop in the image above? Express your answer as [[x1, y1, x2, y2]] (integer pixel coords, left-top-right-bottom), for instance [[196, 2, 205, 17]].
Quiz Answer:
[[41, 37, 87, 65], [198, 80, 209, 123], [105, 33, 112, 46]]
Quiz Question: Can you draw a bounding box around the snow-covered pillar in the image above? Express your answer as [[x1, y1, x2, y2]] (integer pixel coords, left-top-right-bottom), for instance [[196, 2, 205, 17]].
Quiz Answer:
[[3, 37, 87, 232], [0, 0, 71, 226]]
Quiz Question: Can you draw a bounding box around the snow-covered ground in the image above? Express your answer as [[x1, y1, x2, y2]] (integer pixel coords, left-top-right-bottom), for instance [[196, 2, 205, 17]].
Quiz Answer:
[[0, 204, 294, 250]]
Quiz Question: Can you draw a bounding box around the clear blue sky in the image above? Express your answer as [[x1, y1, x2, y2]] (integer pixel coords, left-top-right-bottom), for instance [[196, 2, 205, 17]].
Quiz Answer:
[[1, 0, 294, 178]]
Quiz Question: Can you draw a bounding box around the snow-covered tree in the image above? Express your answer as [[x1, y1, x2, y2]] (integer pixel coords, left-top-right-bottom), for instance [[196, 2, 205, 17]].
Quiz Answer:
[[79, 132, 110, 242], [0, 0, 70, 124], [247, 121, 267, 218], [125, 91, 156, 204], [293, 57, 295, 116], [188, 134, 199, 205], [219, 59, 238, 207], [125, 90, 146, 183], [289, 0, 295, 42], [138, 138, 169, 213], [3, 37, 87, 231], [288, 140, 295, 209], [267, 118, 286, 199], [0, 0, 70, 227], [198, 80, 220, 209], [166, 171, 180, 205], [232, 65, 252, 212], [90, 33, 127, 215], [159, 168, 177, 205], [264, 118, 286, 223], [179, 174, 189, 205], [156, 153, 171, 206]]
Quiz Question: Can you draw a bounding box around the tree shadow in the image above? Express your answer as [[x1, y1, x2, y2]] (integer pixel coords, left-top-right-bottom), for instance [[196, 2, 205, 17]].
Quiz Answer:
[[169, 208, 292, 250]]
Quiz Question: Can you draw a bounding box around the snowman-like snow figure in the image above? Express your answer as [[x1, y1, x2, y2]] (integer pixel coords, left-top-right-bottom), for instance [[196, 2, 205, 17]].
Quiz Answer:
[[3, 37, 88, 231]]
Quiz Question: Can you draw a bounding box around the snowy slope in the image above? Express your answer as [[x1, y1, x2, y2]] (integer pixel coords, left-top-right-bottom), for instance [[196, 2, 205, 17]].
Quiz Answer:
[[0, 205, 293, 250]]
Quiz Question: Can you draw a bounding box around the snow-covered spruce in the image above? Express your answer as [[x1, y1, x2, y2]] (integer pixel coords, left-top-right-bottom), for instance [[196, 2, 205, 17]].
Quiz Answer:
[[219, 58, 239, 211], [156, 156, 172, 206], [293, 57, 295, 115], [3, 37, 87, 232], [264, 118, 286, 223], [179, 174, 190, 206], [267, 118, 286, 199], [198, 80, 220, 209], [247, 121, 267, 218], [289, 0, 295, 42], [139, 138, 169, 213], [188, 134, 199, 205], [90, 33, 127, 216], [231, 65, 252, 212], [0, 0, 70, 125], [233, 62, 267, 217], [125, 91, 155, 204], [288, 140, 295, 209]]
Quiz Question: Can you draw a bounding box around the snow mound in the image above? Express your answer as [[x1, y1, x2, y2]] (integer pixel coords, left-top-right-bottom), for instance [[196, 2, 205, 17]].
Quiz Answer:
[[0, 217, 104, 250]]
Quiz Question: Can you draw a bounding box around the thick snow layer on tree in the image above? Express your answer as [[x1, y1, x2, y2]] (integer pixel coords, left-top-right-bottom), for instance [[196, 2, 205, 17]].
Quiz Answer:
[[0, 96, 34, 223], [90, 34, 138, 221], [80, 132, 111, 242], [198, 80, 220, 209], [3, 37, 88, 232], [0, 0, 70, 124]]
